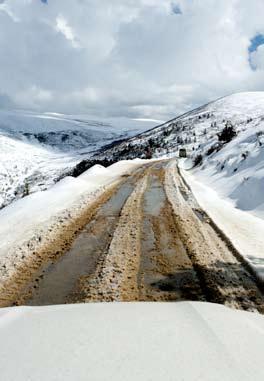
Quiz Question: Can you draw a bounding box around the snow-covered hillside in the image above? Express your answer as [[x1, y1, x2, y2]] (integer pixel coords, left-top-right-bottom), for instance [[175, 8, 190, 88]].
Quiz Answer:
[[0, 109, 147, 153], [97, 92, 264, 219], [0, 134, 79, 208], [181, 92, 264, 220], [2, 92, 264, 216], [0, 109, 153, 208]]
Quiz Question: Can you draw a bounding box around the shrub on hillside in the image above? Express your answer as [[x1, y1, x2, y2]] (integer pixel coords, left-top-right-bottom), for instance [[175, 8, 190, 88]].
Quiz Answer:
[[193, 154, 203, 167], [218, 123, 236, 143], [206, 142, 223, 156], [22, 180, 30, 197], [241, 151, 249, 160]]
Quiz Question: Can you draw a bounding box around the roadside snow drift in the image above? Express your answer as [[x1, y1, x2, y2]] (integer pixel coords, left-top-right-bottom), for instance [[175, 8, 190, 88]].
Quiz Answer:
[[0, 302, 264, 381]]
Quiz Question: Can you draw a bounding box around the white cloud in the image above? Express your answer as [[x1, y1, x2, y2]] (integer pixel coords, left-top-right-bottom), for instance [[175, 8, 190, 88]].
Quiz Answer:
[[14, 86, 53, 108], [0, 0, 264, 120], [0, 1, 19, 21], [55, 14, 80, 48]]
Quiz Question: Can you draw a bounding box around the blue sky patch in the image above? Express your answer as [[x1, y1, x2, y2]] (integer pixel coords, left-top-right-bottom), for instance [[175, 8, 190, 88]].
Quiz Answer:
[[249, 34, 264, 53], [248, 33, 264, 70], [41, 0, 48, 4], [171, 2, 182, 15]]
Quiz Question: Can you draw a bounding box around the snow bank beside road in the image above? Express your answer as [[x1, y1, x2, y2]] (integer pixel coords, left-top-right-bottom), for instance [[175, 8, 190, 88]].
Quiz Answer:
[[181, 168, 264, 281], [0, 301, 264, 381]]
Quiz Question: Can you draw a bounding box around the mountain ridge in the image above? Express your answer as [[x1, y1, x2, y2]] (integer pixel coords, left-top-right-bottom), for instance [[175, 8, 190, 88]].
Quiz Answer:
[[95, 91, 264, 160]]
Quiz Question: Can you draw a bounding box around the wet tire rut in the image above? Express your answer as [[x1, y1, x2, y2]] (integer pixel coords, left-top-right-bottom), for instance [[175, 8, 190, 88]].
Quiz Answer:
[[139, 166, 205, 302], [165, 163, 264, 313], [21, 168, 146, 305]]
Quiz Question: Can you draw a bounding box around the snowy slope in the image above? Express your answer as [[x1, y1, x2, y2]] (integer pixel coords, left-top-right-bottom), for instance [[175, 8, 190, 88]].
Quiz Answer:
[[179, 92, 264, 219], [97, 92, 264, 158], [0, 109, 154, 208], [0, 109, 136, 153], [97, 92, 264, 219], [190, 124, 264, 218], [0, 134, 79, 208], [176, 92, 264, 220], [1, 302, 264, 381]]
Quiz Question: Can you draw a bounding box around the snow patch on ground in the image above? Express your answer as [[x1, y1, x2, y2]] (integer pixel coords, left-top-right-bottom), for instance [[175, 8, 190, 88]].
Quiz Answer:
[[0, 301, 264, 381]]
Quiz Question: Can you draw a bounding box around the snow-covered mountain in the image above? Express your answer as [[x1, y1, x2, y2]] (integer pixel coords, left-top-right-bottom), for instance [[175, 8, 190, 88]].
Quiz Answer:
[[0, 109, 148, 153], [0, 109, 152, 208], [96, 92, 264, 218], [96, 92, 264, 158], [2, 92, 264, 217]]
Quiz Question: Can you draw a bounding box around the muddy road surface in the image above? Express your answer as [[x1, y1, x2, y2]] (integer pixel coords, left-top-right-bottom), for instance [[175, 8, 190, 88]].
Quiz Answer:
[[9, 160, 264, 312]]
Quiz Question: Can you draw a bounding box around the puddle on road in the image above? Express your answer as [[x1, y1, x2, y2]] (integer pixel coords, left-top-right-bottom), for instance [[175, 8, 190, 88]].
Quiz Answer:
[[139, 173, 168, 294], [97, 182, 134, 216], [140, 173, 167, 282], [25, 180, 135, 306], [143, 175, 166, 216]]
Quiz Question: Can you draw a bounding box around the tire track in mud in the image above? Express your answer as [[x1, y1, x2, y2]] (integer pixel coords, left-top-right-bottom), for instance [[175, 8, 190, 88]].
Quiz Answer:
[[165, 162, 264, 313], [138, 165, 205, 302], [0, 184, 118, 307], [11, 165, 150, 306], [76, 175, 148, 302]]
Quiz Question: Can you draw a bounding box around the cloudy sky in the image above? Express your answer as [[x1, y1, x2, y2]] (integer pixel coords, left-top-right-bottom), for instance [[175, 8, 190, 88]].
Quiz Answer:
[[0, 0, 264, 120]]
